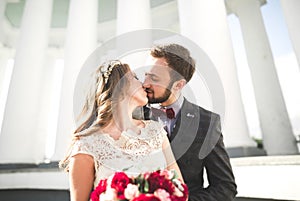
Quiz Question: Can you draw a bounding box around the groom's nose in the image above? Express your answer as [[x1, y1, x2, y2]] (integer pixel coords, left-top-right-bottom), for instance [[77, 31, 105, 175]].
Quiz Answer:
[[142, 77, 151, 88]]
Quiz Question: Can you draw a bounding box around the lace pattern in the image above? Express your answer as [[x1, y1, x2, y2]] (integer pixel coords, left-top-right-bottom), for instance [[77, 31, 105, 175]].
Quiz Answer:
[[70, 120, 167, 187]]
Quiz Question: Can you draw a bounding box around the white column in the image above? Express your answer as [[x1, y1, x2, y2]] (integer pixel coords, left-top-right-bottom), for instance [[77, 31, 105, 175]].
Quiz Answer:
[[178, 0, 255, 148], [0, 57, 5, 88], [117, 0, 151, 35], [0, 55, 8, 130], [0, 51, 9, 95], [51, 0, 98, 161], [228, 0, 298, 155], [0, 0, 53, 163], [0, 0, 11, 101], [38, 53, 61, 161], [0, 0, 5, 44], [0, 49, 13, 134], [116, 0, 152, 60], [280, 0, 300, 68]]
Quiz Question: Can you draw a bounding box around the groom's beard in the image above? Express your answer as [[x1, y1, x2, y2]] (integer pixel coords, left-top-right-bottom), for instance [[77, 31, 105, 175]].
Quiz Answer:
[[147, 89, 171, 104], [146, 82, 173, 104]]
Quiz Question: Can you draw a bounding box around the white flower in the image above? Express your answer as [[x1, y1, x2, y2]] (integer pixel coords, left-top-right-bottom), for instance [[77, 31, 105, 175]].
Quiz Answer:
[[99, 188, 117, 201], [173, 178, 184, 192], [124, 183, 140, 200]]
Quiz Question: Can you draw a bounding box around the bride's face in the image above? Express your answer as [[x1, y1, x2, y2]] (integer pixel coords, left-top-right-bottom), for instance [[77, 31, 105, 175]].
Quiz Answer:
[[126, 72, 148, 107]]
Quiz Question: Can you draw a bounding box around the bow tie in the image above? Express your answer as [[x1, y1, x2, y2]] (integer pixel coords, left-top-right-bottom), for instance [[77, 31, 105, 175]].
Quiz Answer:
[[161, 107, 175, 119]]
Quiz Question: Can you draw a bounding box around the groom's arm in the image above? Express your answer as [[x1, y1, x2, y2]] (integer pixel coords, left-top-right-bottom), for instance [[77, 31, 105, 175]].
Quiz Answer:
[[190, 115, 237, 201], [188, 136, 237, 201]]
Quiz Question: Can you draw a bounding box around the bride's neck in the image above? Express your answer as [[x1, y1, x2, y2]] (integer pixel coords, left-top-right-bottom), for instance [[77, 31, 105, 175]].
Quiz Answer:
[[115, 100, 135, 128], [103, 100, 139, 138]]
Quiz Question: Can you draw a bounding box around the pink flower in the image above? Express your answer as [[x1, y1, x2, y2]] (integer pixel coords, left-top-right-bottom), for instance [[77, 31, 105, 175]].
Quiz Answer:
[[124, 184, 140, 200], [160, 169, 175, 180], [154, 188, 171, 201], [173, 187, 184, 197], [132, 194, 160, 201]]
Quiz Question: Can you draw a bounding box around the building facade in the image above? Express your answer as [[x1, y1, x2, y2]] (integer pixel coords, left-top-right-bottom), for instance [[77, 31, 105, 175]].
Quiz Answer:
[[0, 0, 300, 200]]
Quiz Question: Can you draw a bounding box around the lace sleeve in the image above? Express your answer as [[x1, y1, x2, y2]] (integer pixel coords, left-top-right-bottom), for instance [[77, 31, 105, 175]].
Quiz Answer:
[[71, 137, 94, 157], [70, 135, 100, 173]]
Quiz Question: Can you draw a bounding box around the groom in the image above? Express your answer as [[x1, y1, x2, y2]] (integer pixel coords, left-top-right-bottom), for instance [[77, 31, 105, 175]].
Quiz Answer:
[[142, 43, 237, 201]]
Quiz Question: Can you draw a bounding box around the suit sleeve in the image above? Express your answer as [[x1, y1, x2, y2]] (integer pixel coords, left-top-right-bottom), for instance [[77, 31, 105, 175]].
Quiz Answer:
[[189, 114, 237, 201]]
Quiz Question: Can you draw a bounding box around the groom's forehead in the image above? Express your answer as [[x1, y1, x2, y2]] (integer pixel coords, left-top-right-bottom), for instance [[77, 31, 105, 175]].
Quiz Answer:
[[148, 65, 170, 76], [144, 56, 171, 76]]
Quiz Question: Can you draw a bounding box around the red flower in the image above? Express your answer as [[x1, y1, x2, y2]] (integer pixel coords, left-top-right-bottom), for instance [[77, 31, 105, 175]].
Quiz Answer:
[[90, 179, 107, 201], [90, 170, 188, 201], [132, 193, 160, 201], [147, 171, 175, 194], [182, 183, 189, 197], [110, 172, 131, 200]]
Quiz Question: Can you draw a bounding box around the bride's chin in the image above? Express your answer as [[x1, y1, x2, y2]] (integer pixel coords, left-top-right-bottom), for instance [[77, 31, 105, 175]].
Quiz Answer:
[[139, 99, 148, 107], [137, 98, 148, 107]]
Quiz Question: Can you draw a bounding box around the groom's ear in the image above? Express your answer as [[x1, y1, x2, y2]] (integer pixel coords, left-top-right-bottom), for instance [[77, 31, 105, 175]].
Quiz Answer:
[[173, 79, 186, 91]]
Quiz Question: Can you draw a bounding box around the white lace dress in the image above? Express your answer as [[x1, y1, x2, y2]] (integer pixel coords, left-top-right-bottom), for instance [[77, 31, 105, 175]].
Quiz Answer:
[[70, 120, 168, 188]]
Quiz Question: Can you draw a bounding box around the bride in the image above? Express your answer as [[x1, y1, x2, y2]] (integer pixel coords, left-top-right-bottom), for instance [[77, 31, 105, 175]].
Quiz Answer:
[[60, 60, 184, 201]]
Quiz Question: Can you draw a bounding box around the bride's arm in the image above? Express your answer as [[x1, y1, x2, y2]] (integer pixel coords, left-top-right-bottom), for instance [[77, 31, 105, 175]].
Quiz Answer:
[[162, 136, 189, 200], [69, 153, 95, 201], [162, 135, 184, 182]]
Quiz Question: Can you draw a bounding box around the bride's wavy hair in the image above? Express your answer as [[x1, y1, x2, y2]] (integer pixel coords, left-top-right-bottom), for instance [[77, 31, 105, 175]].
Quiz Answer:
[[75, 60, 131, 134], [59, 60, 130, 169]]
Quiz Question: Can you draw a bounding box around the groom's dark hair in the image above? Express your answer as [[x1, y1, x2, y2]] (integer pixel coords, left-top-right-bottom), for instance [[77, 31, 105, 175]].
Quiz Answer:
[[150, 43, 195, 82]]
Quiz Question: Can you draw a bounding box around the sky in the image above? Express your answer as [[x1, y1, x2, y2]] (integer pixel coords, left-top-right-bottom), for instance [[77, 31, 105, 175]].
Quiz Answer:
[[227, 0, 300, 139]]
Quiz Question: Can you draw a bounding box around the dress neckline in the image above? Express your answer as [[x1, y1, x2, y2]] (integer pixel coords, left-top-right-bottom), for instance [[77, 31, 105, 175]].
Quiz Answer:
[[100, 120, 151, 142]]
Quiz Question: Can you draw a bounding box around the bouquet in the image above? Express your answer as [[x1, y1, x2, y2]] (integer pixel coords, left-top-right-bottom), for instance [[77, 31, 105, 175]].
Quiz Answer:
[[90, 169, 188, 201]]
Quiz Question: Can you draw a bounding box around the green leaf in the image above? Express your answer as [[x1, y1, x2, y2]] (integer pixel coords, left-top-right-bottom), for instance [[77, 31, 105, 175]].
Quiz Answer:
[[171, 169, 178, 180], [143, 180, 149, 192]]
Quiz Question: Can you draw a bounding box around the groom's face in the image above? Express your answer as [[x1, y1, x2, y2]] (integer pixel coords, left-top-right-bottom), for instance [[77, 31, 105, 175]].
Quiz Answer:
[[143, 57, 173, 104]]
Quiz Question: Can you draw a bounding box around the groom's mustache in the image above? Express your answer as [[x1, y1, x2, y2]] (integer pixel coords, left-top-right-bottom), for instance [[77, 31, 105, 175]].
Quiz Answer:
[[144, 88, 153, 93]]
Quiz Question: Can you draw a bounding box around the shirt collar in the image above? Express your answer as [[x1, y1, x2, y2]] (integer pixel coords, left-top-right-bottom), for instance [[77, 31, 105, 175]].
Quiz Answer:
[[160, 94, 184, 117]]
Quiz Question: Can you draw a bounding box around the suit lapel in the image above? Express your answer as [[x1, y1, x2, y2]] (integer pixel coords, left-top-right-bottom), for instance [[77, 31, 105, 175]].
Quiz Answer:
[[170, 99, 199, 141], [169, 99, 200, 160]]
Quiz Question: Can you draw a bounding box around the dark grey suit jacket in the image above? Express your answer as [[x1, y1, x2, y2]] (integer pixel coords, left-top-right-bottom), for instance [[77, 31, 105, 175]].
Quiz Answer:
[[146, 98, 237, 201]]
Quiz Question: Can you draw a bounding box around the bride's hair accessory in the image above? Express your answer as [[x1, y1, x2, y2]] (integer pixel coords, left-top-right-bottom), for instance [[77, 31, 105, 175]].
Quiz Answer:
[[100, 60, 122, 84]]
